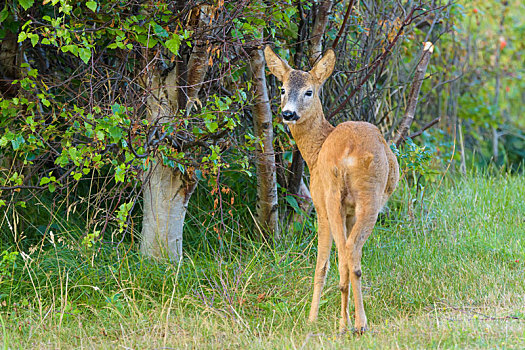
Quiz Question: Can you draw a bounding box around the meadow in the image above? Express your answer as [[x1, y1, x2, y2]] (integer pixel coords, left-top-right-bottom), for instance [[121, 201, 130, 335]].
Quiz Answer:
[[1, 172, 524, 349]]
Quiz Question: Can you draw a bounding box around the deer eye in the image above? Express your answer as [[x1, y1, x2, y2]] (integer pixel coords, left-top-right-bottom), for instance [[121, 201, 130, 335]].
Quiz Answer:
[[280, 88, 285, 95], [305, 90, 313, 97]]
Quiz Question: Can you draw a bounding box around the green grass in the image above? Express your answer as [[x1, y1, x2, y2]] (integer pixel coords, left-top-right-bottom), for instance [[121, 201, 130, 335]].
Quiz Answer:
[[1, 173, 525, 348]]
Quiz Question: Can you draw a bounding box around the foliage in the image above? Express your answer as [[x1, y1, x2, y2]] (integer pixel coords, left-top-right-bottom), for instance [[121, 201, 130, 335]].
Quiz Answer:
[[0, 250, 18, 286], [0, 0, 261, 244], [420, 0, 525, 168]]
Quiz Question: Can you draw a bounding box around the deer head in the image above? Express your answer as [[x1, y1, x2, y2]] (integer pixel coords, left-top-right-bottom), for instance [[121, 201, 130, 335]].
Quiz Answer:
[[264, 46, 335, 125]]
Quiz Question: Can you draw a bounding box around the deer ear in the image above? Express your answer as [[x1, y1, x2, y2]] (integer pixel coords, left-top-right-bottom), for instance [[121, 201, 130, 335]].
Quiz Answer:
[[264, 46, 291, 82], [310, 49, 335, 85]]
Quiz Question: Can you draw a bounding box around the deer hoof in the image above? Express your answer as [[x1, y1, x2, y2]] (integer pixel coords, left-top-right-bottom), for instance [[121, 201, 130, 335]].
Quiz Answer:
[[352, 326, 367, 336]]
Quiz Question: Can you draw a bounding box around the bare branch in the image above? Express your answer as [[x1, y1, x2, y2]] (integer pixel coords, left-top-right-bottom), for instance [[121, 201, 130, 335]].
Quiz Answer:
[[407, 116, 441, 140], [393, 42, 434, 147], [331, 0, 355, 49]]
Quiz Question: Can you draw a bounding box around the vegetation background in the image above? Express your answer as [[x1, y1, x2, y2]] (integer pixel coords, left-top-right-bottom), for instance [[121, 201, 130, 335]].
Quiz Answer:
[[0, 0, 524, 348]]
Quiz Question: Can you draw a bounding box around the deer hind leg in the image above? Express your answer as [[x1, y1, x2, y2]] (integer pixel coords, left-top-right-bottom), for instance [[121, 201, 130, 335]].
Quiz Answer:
[[308, 214, 333, 323], [325, 194, 350, 333], [345, 198, 380, 334]]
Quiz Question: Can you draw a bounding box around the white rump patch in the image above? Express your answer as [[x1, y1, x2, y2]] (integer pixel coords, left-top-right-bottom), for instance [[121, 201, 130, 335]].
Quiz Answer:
[[343, 156, 357, 167]]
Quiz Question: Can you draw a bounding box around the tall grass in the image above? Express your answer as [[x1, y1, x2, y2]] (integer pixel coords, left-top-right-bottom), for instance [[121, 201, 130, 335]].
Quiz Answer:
[[1, 171, 524, 348]]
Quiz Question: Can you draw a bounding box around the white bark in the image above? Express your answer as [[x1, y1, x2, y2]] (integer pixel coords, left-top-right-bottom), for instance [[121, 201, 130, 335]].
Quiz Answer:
[[251, 45, 279, 236], [140, 63, 197, 261], [139, 4, 209, 260], [141, 163, 196, 261]]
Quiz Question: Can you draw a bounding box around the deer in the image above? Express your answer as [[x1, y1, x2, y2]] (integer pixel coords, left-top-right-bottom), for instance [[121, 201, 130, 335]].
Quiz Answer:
[[264, 46, 399, 334]]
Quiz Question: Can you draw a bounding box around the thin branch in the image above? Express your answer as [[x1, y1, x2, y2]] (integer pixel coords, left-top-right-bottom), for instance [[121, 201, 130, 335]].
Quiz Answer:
[[328, 5, 422, 120], [393, 41, 434, 146], [407, 116, 441, 139], [331, 0, 355, 49]]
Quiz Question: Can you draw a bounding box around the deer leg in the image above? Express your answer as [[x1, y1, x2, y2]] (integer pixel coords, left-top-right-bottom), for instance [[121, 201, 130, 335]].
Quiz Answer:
[[308, 215, 333, 323], [326, 196, 350, 333], [345, 201, 380, 334]]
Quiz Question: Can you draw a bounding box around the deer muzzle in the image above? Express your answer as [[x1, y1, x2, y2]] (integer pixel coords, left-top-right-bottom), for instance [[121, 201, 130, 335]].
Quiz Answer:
[[282, 110, 299, 122]]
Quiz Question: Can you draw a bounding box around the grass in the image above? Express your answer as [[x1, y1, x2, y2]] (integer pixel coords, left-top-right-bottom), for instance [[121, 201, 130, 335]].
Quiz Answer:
[[1, 172, 525, 348]]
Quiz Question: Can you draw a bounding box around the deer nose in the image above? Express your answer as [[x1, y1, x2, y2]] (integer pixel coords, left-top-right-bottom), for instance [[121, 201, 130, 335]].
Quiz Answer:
[[282, 110, 299, 121]]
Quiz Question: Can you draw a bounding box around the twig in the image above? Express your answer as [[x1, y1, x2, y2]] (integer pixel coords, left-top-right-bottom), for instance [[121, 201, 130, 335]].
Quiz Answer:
[[328, 5, 422, 120], [407, 117, 441, 139], [331, 0, 355, 49]]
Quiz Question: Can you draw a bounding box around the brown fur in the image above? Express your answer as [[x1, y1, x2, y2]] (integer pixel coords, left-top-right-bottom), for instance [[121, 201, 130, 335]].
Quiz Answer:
[[264, 46, 399, 333]]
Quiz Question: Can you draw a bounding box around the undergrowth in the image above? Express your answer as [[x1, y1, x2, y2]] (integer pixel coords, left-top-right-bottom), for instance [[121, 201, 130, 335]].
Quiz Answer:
[[0, 171, 524, 348]]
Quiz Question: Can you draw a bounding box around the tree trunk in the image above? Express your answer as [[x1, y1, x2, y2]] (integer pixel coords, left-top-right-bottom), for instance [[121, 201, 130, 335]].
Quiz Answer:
[[140, 69, 193, 261], [393, 42, 434, 147], [0, 31, 20, 98], [309, 0, 333, 66], [492, 3, 506, 163], [139, 5, 210, 261], [250, 45, 279, 237], [141, 162, 196, 261]]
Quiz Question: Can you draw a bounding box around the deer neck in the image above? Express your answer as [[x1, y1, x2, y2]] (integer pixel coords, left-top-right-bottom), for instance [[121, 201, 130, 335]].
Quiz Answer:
[[288, 110, 334, 168]]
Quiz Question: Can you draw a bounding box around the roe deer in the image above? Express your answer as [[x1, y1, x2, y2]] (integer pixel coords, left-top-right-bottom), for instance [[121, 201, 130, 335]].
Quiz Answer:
[[264, 46, 399, 333]]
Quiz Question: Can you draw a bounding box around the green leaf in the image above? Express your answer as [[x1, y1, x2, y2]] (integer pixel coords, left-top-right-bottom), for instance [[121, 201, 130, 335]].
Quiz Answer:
[[165, 35, 181, 55], [152, 23, 168, 38], [18, 32, 27, 43], [48, 183, 56, 193], [0, 7, 9, 23], [73, 173, 82, 181], [284, 195, 301, 213], [79, 48, 91, 64], [62, 44, 79, 56], [145, 37, 158, 48], [30, 33, 38, 47], [11, 135, 25, 150], [205, 120, 218, 133], [19, 0, 34, 11], [108, 126, 122, 143], [68, 147, 78, 161], [195, 169, 204, 181], [40, 177, 51, 185], [115, 164, 126, 183], [86, 1, 97, 12]]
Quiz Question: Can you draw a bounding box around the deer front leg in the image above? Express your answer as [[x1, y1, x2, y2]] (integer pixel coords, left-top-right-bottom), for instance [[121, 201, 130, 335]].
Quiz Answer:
[[308, 215, 333, 323], [346, 203, 380, 334]]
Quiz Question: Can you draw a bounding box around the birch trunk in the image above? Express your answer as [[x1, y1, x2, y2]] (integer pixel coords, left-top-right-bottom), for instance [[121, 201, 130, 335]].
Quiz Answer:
[[141, 161, 196, 261], [140, 70, 197, 261], [140, 5, 210, 261], [250, 46, 279, 236]]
